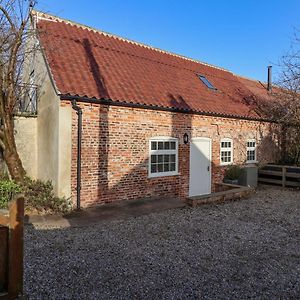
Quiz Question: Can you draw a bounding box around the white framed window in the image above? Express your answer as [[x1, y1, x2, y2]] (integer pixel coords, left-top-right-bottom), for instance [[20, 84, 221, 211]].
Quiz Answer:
[[220, 138, 233, 165], [246, 139, 257, 163], [149, 137, 178, 178]]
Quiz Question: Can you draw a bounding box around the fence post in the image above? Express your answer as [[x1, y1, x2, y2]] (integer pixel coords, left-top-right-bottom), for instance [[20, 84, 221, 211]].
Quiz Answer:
[[0, 226, 8, 293], [282, 167, 286, 187], [8, 196, 24, 299]]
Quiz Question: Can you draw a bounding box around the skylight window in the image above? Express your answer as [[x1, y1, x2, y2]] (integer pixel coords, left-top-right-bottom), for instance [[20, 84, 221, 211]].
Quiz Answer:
[[198, 75, 217, 90]]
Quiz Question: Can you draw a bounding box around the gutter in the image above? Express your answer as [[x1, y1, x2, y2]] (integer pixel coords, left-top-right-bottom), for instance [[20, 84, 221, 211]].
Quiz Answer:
[[71, 100, 82, 210], [60, 94, 277, 123]]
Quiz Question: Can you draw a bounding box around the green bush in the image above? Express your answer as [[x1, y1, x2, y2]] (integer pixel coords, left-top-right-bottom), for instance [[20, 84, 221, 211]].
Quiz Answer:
[[20, 177, 72, 213], [0, 180, 21, 209], [224, 165, 242, 180], [0, 177, 72, 213]]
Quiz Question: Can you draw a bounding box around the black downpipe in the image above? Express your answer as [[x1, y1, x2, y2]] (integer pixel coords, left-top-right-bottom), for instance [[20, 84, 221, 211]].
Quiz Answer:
[[71, 100, 82, 210]]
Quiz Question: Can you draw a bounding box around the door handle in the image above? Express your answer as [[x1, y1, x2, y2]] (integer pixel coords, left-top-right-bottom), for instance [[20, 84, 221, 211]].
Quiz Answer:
[[207, 166, 210, 172]]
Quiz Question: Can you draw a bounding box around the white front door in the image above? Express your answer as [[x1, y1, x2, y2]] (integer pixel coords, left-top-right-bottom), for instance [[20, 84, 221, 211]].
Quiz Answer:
[[189, 138, 212, 197]]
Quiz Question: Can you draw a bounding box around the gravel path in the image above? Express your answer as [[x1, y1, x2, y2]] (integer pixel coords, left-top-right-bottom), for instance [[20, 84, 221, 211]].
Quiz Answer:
[[24, 186, 300, 299]]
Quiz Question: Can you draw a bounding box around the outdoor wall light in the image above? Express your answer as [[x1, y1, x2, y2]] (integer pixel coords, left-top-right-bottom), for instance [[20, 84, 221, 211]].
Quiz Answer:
[[183, 133, 189, 144]]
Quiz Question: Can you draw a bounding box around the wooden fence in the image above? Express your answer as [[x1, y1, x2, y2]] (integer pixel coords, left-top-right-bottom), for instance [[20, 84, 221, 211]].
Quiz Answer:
[[0, 196, 24, 300], [258, 164, 300, 187]]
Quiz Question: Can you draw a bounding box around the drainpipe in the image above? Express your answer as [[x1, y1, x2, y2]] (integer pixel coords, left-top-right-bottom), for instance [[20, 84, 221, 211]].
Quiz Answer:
[[71, 100, 82, 210]]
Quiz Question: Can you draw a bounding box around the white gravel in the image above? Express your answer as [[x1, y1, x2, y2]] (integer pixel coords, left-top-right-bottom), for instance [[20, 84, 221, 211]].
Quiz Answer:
[[24, 186, 300, 299]]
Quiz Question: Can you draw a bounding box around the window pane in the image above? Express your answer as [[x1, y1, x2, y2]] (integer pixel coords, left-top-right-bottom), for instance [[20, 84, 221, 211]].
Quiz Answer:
[[149, 139, 178, 176], [151, 155, 157, 163], [164, 164, 170, 172], [158, 164, 163, 172], [199, 75, 216, 90], [247, 141, 256, 148], [151, 141, 157, 150], [158, 155, 163, 163], [221, 150, 232, 163], [221, 141, 232, 149], [247, 150, 255, 161], [151, 164, 157, 173]]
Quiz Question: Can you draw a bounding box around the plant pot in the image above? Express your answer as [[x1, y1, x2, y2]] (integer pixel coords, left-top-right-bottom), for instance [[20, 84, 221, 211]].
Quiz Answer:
[[223, 179, 239, 185]]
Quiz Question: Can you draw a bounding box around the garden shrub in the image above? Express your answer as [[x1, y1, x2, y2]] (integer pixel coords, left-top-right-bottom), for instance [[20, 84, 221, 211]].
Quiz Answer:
[[224, 165, 242, 180], [0, 180, 21, 209], [0, 176, 72, 213], [20, 177, 72, 213]]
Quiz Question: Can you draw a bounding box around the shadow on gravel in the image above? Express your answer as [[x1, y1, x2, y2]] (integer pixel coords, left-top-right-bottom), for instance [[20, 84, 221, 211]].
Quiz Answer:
[[25, 197, 186, 228]]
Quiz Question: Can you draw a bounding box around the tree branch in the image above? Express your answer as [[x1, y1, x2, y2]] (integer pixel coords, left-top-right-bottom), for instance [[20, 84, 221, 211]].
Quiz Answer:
[[0, 139, 5, 151], [0, 4, 16, 32]]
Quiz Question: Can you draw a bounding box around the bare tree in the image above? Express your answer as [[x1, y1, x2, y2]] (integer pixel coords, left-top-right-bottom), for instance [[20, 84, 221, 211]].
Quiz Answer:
[[0, 0, 36, 182], [258, 30, 300, 165]]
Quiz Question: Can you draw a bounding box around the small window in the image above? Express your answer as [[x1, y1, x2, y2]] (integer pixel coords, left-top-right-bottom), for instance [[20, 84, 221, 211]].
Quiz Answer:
[[149, 137, 178, 177], [220, 138, 233, 165], [246, 140, 257, 163], [198, 75, 217, 90]]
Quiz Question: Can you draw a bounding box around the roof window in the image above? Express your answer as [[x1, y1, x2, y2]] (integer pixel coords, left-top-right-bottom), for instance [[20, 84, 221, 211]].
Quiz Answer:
[[198, 75, 217, 90]]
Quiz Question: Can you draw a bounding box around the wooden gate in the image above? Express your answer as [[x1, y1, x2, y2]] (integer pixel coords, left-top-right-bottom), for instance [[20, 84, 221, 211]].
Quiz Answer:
[[0, 196, 24, 300]]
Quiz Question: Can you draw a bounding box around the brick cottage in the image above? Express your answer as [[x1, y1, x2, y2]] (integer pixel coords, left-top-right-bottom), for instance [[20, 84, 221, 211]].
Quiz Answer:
[[15, 11, 280, 208]]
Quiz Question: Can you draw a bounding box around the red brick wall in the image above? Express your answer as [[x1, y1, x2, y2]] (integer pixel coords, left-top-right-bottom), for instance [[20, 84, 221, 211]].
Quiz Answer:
[[64, 101, 280, 207]]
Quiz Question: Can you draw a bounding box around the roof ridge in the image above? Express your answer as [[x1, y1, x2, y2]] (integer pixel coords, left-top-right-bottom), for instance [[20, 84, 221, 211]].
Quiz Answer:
[[235, 73, 266, 84], [31, 10, 231, 74]]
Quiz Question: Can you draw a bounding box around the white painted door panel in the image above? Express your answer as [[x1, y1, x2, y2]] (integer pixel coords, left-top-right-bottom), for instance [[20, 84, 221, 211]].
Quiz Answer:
[[189, 138, 211, 197]]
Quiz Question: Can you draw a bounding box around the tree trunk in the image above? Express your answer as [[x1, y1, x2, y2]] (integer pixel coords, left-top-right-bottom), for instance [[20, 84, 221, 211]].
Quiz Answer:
[[2, 116, 26, 183], [280, 125, 287, 163], [4, 147, 25, 183]]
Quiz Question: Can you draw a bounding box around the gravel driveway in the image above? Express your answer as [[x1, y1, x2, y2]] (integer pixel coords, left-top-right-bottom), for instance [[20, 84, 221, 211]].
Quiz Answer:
[[24, 186, 300, 299]]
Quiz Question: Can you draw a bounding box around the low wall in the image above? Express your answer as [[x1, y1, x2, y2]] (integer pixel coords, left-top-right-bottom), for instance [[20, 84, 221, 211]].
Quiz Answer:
[[187, 183, 254, 207], [214, 182, 243, 192]]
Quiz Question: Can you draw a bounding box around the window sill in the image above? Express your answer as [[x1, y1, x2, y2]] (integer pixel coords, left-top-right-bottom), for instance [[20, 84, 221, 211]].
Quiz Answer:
[[246, 161, 258, 164], [149, 172, 180, 178], [220, 162, 233, 166]]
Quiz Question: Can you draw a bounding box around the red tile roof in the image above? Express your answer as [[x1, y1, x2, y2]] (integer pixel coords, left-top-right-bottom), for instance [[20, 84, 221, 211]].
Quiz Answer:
[[35, 11, 272, 119]]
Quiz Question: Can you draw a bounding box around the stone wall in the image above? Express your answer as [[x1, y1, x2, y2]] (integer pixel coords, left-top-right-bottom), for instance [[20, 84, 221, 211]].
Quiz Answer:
[[14, 116, 37, 179]]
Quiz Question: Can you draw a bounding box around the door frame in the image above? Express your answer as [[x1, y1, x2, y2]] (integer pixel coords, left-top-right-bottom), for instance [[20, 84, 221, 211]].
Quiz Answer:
[[189, 137, 212, 197]]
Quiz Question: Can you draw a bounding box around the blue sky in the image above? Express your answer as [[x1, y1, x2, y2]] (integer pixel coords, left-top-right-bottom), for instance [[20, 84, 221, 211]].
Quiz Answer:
[[36, 0, 300, 81]]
